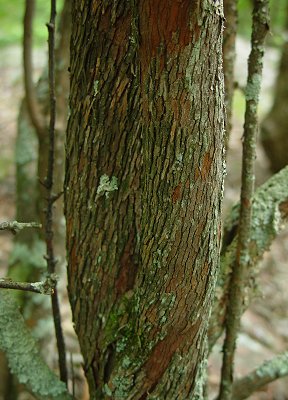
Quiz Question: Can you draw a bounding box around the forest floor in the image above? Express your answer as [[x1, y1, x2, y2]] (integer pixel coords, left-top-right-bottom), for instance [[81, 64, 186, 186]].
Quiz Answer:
[[0, 40, 288, 400]]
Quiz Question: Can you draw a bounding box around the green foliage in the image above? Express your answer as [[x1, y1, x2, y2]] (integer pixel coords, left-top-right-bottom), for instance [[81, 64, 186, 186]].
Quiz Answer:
[[0, 0, 64, 47]]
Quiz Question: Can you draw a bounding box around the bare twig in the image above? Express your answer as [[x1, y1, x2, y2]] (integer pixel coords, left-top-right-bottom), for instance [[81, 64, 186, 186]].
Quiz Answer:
[[45, 0, 68, 385], [0, 275, 57, 295], [0, 220, 41, 235], [231, 351, 288, 400], [23, 0, 46, 138], [218, 1, 270, 399]]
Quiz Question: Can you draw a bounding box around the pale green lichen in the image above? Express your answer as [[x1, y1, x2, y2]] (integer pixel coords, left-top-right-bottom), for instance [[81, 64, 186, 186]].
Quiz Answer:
[[203, 0, 224, 18], [96, 175, 118, 198], [193, 351, 208, 399], [160, 292, 176, 307], [112, 374, 134, 398], [122, 355, 132, 369], [103, 383, 113, 397], [212, 167, 288, 347], [255, 352, 288, 378], [245, 73, 261, 102], [93, 80, 99, 96], [272, 205, 282, 233], [0, 291, 72, 399]]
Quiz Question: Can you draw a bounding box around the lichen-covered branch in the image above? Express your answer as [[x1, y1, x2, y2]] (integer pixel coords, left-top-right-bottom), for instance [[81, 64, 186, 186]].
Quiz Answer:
[[0, 291, 72, 399], [0, 275, 56, 295], [218, 1, 269, 398], [231, 351, 288, 400], [0, 220, 41, 234], [209, 166, 288, 349]]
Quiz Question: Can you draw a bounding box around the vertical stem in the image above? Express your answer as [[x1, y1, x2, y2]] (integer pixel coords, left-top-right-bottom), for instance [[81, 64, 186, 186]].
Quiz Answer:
[[218, 1, 269, 399], [223, 0, 238, 143], [45, 0, 68, 385], [23, 0, 46, 138]]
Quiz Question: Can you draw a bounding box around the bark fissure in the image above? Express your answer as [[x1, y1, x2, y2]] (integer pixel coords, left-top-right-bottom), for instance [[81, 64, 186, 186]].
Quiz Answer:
[[66, 1, 225, 398]]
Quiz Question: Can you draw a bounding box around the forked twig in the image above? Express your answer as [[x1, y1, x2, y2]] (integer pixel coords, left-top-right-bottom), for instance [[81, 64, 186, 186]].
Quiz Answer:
[[0, 221, 51, 294], [0, 275, 57, 295]]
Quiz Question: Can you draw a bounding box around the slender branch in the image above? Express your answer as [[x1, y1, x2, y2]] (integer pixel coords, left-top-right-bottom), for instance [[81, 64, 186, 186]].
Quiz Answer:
[[218, 2, 269, 399], [231, 351, 288, 400], [223, 0, 238, 142], [45, 0, 68, 385], [208, 166, 288, 349], [0, 220, 41, 235], [23, 0, 46, 138], [0, 275, 56, 295]]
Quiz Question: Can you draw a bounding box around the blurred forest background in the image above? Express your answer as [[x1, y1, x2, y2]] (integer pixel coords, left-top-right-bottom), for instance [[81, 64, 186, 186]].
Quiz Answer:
[[0, 0, 288, 399]]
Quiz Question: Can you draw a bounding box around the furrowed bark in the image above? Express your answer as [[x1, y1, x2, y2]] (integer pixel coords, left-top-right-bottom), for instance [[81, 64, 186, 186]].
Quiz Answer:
[[66, 1, 225, 398]]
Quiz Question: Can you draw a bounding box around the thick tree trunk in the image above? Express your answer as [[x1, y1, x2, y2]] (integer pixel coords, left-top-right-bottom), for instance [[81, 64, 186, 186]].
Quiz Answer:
[[65, 1, 225, 398]]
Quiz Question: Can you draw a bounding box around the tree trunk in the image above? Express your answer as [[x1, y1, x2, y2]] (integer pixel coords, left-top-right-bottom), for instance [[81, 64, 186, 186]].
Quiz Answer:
[[65, 1, 225, 398]]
